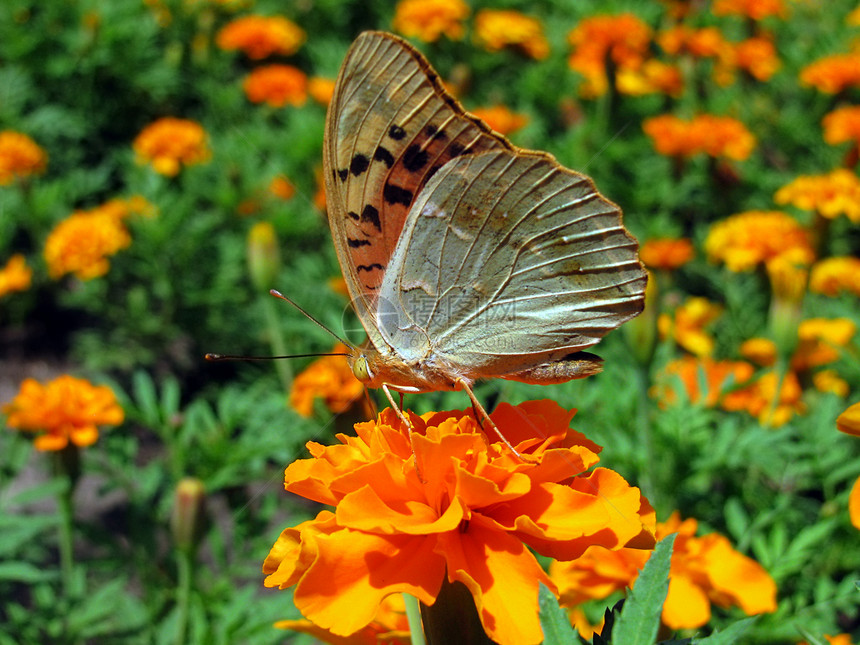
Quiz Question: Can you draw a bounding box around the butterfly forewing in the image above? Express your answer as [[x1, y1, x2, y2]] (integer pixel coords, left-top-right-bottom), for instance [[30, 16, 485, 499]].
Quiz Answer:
[[324, 32, 511, 345], [377, 149, 646, 379]]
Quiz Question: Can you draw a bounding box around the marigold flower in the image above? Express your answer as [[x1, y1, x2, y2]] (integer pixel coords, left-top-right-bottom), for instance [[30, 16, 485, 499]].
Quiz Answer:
[[655, 356, 755, 408], [308, 77, 336, 105], [813, 370, 849, 397], [0, 130, 48, 185], [711, 0, 787, 19], [44, 209, 127, 280], [475, 10, 550, 60], [242, 64, 308, 107], [837, 402, 860, 437], [643, 114, 756, 161], [774, 169, 860, 223], [216, 14, 305, 59], [470, 105, 528, 136], [392, 0, 469, 42], [276, 594, 411, 644], [658, 297, 722, 357], [800, 635, 858, 645], [800, 53, 860, 94], [264, 400, 655, 645], [639, 237, 694, 270], [133, 117, 210, 176], [810, 257, 860, 297], [269, 174, 295, 200], [658, 25, 728, 58], [567, 14, 651, 97], [3, 375, 124, 451], [850, 478, 860, 531], [615, 60, 684, 97], [823, 105, 860, 148], [0, 254, 32, 297], [551, 511, 777, 630], [722, 369, 805, 426], [740, 337, 778, 367], [704, 210, 814, 272], [733, 36, 780, 81], [289, 344, 365, 417], [791, 318, 855, 372]]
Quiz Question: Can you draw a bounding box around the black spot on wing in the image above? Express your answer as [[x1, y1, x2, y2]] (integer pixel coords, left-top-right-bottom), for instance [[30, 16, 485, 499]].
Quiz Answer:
[[425, 124, 446, 140], [383, 183, 413, 206], [448, 142, 466, 158], [337, 168, 348, 182], [360, 204, 381, 230], [403, 144, 429, 172], [388, 125, 406, 140], [350, 153, 370, 176], [347, 238, 371, 248], [374, 146, 395, 168], [357, 263, 384, 273], [347, 211, 360, 221]]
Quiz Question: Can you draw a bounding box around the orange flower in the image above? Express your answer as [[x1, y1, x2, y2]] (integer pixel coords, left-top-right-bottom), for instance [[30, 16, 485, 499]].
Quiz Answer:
[[615, 60, 684, 97], [837, 402, 860, 437], [704, 211, 814, 272], [551, 511, 777, 630], [640, 238, 694, 270], [655, 356, 755, 408], [216, 15, 305, 59], [658, 25, 728, 58], [289, 344, 365, 417], [851, 478, 860, 531], [712, 0, 787, 19], [800, 635, 858, 645], [268, 174, 295, 200], [740, 337, 778, 367], [263, 400, 655, 645], [0, 254, 32, 297], [242, 64, 308, 107], [276, 594, 411, 645], [392, 0, 469, 42], [3, 375, 124, 451], [733, 36, 780, 81], [659, 297, 722, 357], [475, 10, 550, 60], [722, 369, 805, 426], [470, 105, 528, 136], [810, 257, 860, 297], [643, 114, 756, 161], [567, 14, 651, 97], [800, 53, 860, 93], [823, 105, 860, 148], [308, 77, 336, 105], [0, 130, 47, 185], [774, 169, 860, 223], [813, 370, 850, 397], [133, 117, 210, 176], [791, 318, 855, 372]]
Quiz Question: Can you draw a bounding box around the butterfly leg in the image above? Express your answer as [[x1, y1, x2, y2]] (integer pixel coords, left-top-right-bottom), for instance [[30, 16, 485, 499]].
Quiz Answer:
[[455, 379, 523, 459], [381, 383, 427, 482]]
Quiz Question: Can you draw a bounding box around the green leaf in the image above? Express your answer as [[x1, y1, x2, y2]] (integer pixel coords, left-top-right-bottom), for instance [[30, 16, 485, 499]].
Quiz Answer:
[[611, 534, 676, 645], [0, 561, 55, 583], [538, 582, 578, 645], [691, 617, 757, 645]]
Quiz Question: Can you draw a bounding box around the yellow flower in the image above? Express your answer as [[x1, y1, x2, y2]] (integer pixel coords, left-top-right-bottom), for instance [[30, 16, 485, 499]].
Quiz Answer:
[[810, 257, 860, 297], [470, 105, 529, 136], [308, 77, 335, 105], [289, 344, 366, 417], [615, 60, 684, 97], [475, 10, 550, 60], [133, 117, 210, 176], [740, 337, 778, 367], [792, 318, 855, 372], [775, 169, 860, 223], [658, 297, 722, 357], [0, 254, 32, 298], [216, 15, 305, 59], [242, 64, 308, 107], [712, 0, 787, 19], [643, 114, 756, 161], [3, 375, 124, 451], [639, 237, 694, 270], [0, 130, 47, 185], [704, 211, 814, 272], [392, 0, 469, 42], [567, 14, 652, 97], [837, 401, 860, 437], [823, 105, 860, 147], [264, 400, 654, 645], [850, 6, 860, 25], [813, 369, 849, 397], [800, 53, 860, 93], [551, 512, 777, 630], [43, 197, 152, 280]]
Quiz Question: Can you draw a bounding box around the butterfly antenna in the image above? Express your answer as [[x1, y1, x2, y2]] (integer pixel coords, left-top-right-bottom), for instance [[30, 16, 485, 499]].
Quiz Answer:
[[205, 352, 350, 362], [269, 289, 356, 350]]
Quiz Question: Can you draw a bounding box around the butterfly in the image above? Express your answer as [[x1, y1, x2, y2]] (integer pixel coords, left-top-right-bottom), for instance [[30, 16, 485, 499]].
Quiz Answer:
[[323, 31, 646, 434]]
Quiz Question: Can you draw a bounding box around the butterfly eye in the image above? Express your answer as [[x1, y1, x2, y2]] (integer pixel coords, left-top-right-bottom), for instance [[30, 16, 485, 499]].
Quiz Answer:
[[352, 355, 372, 383]]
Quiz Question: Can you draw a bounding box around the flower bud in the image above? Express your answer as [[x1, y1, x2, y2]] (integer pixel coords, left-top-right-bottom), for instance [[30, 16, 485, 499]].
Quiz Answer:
[[247, 221, 280, 291], [170, 477, 207, 553]]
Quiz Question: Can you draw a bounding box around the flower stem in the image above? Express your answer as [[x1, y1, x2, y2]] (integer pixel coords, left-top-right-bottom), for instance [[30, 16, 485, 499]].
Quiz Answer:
[[262, 295, 293, 392], [636, 363, 658, 506], [54, 445, 80, 600], [403, 593, 426, 645], [174, 547, 192, 645], [420, 578, 495, 645]]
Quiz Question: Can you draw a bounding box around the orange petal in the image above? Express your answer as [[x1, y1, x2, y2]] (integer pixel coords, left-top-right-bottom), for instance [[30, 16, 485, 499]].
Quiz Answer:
[[337, 483, 465, 535], [837, 402, 860, 436], [661, 573, 711, 629], [849, 476, 860, 531]]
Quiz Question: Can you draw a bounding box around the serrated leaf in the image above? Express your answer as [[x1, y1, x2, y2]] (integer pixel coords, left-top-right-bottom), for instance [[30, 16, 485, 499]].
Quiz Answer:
[[538, 582, 578, 645], [612, 534, 675, 645], [691, 617, 757, 645]]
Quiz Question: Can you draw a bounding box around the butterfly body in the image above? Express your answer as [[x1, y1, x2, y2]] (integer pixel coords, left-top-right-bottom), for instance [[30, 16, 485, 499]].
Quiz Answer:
[[325, 32, 646, 395]]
